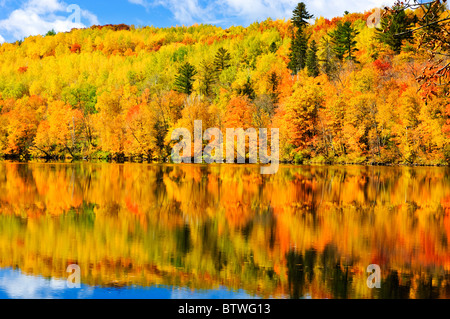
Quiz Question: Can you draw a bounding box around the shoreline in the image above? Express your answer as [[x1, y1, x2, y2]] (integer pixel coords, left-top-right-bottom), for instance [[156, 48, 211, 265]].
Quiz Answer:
[[0, 156, 448, 168]]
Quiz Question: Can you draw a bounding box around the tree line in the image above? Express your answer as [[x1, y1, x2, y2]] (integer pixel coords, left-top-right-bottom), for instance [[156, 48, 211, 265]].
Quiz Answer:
[[0, 1, 448, 165]]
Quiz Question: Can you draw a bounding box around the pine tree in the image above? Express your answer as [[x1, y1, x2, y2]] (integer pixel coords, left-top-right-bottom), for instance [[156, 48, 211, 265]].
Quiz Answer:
[[376, 7, 413, 54], [288, 2, 313, 74], [269, 41, 278, 53], [289, 31, 309, 74], [268, 71, 279, 103], [329, 21, 359, 62], [198, 60, 217, 98], [292, 2, 313, 29], [319, 36, 337, 77], [213, 47, 231, 72], [174, 62, 197, 95], [306, 40, 319, 77], [238, 77, 255, 100], [45, 29, 56, 37]]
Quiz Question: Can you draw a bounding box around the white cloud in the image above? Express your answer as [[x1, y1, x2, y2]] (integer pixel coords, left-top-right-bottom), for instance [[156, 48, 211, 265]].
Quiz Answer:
[[159, 0, 215, 25], [0, 34, 5, 43], [0, 0, 99, 42], [25, 0, 66, 14], [217, 0, 398, 24], [306, 0, 397, 19], [129, 0, 396, 26], [219, 0, 294, 23], [0, 268, 94, 299], [128, 0, 146, 5], [130, 0, 217, 25]]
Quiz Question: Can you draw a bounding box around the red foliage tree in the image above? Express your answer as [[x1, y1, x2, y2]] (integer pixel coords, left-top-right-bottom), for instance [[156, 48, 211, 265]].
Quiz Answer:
[[70, 43, 81, 53]]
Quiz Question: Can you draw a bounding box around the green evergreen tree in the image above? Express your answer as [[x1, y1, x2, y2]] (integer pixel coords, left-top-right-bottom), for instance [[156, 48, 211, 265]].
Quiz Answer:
[[198, 60, 217, 98], [291, 2, 313, 29], [289, 31, 309, 73], [269, 41, 278, 53], [288, 2, 313, 74], [329, 21, 359, 62], [45, 29, 56, 37], [213, 47, 231, 72], [319, 36, 337, 77], [174, 62, 197, 95], [376, 7, 413, 54], [268, 71, 279, 103], [306, 40, 319, 77], [238, 77, 255, 100]]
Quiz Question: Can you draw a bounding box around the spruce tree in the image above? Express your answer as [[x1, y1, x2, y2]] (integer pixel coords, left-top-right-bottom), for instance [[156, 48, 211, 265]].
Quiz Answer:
[[198, 60, 217, 98], [288, 2, 313, 74], [292, 2, 313, 29], [174, 62, 197, 95], [319, 36, 336, 77], [268, 71, 279, 103], [269, 41, 278, 53], [213, 47, 231, 72], [238, 77, 255, 100], [45, 29, 56, 37], [289, 31, 309, 73], [329, 21, 359, 62], [376, 7, 413, 54], [306, 40, 319, 77]]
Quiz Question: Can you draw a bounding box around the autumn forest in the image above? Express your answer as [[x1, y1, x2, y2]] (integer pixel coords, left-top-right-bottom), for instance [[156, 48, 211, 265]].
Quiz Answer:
[[0, 1, 449, 165]]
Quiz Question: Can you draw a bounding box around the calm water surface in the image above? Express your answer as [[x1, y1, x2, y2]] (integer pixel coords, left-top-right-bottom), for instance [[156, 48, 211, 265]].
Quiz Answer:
[[1, 161, 450, 299]]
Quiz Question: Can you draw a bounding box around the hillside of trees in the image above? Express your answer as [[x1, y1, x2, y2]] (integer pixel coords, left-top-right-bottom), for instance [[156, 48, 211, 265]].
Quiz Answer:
[[0, 2, 449, 165]]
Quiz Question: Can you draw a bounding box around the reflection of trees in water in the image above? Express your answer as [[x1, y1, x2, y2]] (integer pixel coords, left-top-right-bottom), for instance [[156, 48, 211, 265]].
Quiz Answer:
[[287, 249, 316, 299], [175, 224, 192, 255], [377, 270, 411, 299], [286, 245, 355, 299], [414, 275, 444, 299], [0, 163, 450, 298], [151, 165, 169, 208]]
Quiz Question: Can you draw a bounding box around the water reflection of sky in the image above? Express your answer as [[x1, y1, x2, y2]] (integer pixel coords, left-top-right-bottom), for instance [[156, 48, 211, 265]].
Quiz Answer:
[[0, 268, 259, 299]]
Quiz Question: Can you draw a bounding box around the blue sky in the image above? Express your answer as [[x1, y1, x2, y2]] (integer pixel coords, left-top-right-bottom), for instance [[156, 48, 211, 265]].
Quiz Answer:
[[0, 0, 396, 43]]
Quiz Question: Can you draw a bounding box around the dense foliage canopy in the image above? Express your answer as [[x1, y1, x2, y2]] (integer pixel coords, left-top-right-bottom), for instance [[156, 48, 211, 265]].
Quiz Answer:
[[0, 2, 449, 165]]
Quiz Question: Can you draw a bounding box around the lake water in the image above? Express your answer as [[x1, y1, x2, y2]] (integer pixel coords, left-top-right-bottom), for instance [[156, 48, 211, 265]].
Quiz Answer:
[[0, 161, 450, 299]]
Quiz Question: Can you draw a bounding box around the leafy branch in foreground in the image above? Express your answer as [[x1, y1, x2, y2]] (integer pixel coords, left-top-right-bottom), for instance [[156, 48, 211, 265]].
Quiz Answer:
[[383, 0, 450, 96]]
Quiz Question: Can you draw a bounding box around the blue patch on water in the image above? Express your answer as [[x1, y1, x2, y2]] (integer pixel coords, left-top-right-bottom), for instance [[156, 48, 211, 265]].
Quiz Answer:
[[0, 268, 258, 299]]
